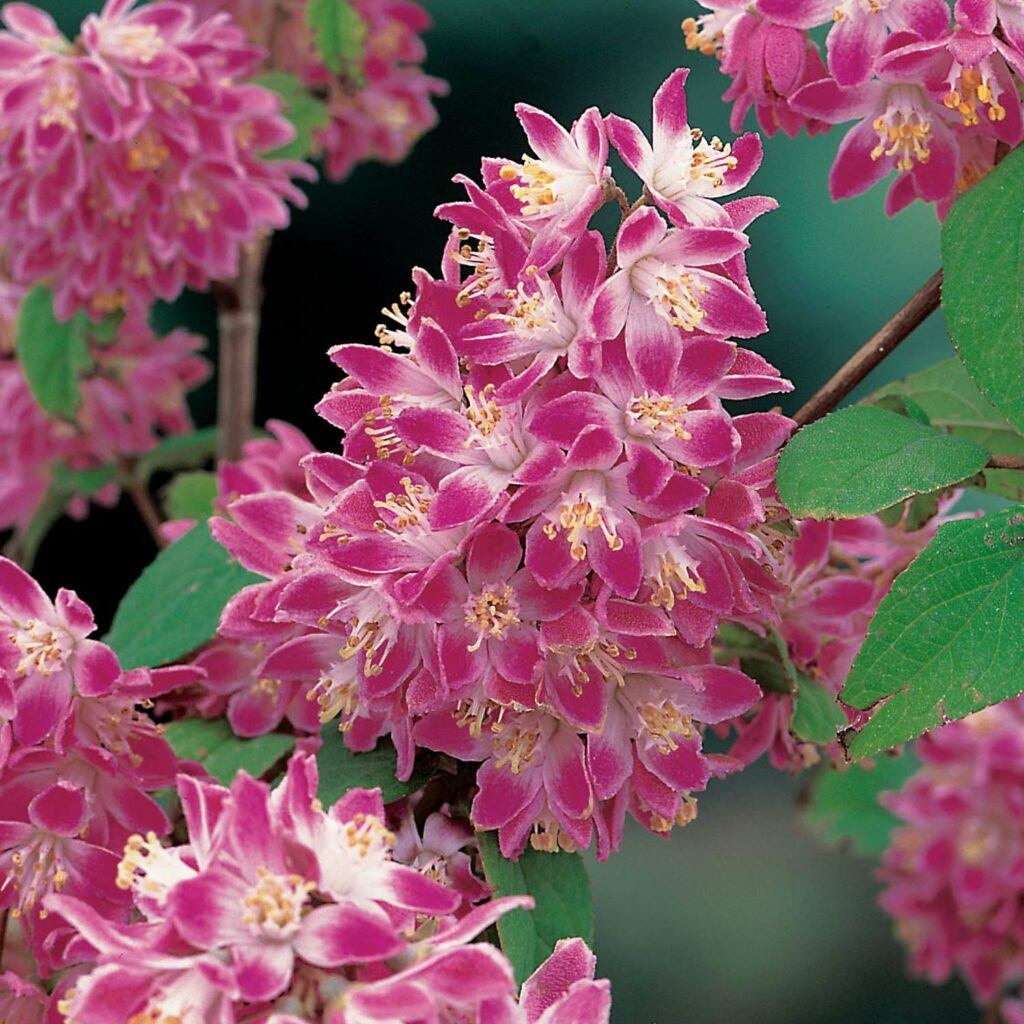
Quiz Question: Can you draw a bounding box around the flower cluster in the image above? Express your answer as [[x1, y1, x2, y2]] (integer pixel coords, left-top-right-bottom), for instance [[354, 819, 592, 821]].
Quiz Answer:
[[193, 0, 447, 182], [45, 753, 611, 1024], [0, 288, 209, 535], [683, 0, 1023, 214], [0, 556, 198, 970], [879, 699, 1024, 1015], [0, 0, 313, 321], [206, 67, 800, 859], [722, 504, 950, 771]]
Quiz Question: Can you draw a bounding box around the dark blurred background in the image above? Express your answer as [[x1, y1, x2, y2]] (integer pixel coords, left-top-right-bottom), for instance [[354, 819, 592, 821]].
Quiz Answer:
[[31, 1, 976, 1020]]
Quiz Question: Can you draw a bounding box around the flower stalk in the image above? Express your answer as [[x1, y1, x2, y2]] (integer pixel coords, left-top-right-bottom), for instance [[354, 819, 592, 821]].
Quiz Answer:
[[215, 237, 270, 462]]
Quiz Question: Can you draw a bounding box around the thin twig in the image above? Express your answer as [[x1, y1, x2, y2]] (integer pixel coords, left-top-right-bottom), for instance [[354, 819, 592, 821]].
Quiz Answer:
[[793, 269, 943, 427], [986, 454, 1024, 471], [214, 236, 270, 462], [119, 461, 166, 548]]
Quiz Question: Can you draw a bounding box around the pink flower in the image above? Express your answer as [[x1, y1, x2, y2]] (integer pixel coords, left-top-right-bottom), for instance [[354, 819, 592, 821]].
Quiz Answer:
[[792, 50, 962, 207], [0, 1, 313, 319], [878, 26, 1024, 145], [683, 1, 832, 138], [825, 0, 950, 85], [594, 207, 766, 390], [392, 805, 491, 910], [47, 754, 536, 1024], [494, 102, 610, 263], [0, 558, 120, 745], [880, 700, 1024, 1005], [606, 67, 765, 227], [485, 938, 612, 1024]]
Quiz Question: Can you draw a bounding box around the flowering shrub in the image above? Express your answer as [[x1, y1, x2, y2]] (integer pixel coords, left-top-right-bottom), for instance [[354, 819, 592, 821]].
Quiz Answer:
[[684, 0, 1024, 214], [2, 0, 1024, 1018]]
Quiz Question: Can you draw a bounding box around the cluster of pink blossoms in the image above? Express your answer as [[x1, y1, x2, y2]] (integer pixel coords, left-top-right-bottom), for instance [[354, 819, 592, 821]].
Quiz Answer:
[[0, 556, 612, 1023], [0, 287, 210, 533], [879, 699, 1024, 1017], [0, 0, 313, 320], [202, 67, 805, 859], [0, 556, 200, 972], [193, 0, 447, 182], [683, 0, 1024, 214], [724, 504, 950, 771], [37, 754, 610, 1024]]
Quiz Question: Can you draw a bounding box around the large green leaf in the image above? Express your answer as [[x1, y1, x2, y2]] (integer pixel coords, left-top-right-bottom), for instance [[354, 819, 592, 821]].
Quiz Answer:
[[806, 749, 919, 856], [105, 522, 260, 669], [942, 145, 1024, 435], [15, 286, 93, 420], [163, 717, 294, 785], [306, 0, 367, 80], [316, 729, 427, 806], [873, 358, 1024, 500], [477, 832, 593, 986], [842, 506, 1024, 757], [777, 405, 988, 519], [255, 71, 330, 161]]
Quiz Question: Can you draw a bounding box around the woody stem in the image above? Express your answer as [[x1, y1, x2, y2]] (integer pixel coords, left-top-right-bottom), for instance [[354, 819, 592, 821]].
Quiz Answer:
[[793, 269, 943, 428], [215, 237, 270, 462]]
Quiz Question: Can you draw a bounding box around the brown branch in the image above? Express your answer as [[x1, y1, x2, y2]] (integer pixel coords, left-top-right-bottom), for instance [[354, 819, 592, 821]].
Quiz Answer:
[[987, 454, 1024, 471], [119, 461, 166, 549], [214, 237, 270, 462], [793, 269, 943, 427]]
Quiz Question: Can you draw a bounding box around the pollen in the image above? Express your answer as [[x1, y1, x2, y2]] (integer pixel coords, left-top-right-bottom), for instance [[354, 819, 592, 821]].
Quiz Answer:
[[648, 549, 706, 611], [464, 584, 521, 651], [681, 16, 722, 58], [640, 699, 695, 754], [503, 160, 558, 217], [627, 393, 693, 440], [493, 720, 541, 775], [870, 110, 931, 172], [543, 498, 623, 561], [944, 66, 1006, 127], [127, 129, 170, 172], [242, 868, 314, 938], [464, 383, 503, 437]]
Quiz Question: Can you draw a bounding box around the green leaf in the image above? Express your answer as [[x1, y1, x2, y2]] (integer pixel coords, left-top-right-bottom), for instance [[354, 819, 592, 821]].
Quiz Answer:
[[306, 0, 367, 80], [713, 623, 796, 695], [777, 405, 989, 520], [942, 145, 1024, 435], [163, 717, 294, 785], [841, 506, 1024, 757], [15, 285, 93, 420], [806, 749, 919, 856], [136, 428, 218, 483], [105, 522, 260, 669], [316, 728, 427, 805], [164, 471, 218, 521], [791, 673, 846, 745], [476, 832, 593, 985], [873, 357, 1024, 501], [255, 71, 330, 161]]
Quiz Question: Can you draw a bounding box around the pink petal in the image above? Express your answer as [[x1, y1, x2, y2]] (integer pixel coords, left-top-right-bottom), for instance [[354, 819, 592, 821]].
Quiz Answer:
[[295, 904, 404, 966]]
